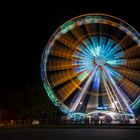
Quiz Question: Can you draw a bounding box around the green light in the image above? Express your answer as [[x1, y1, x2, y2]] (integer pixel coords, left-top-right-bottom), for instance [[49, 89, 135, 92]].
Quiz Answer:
[[61, 21, 75, 33], [77, 71, 89, 81], [85, 16, 101, 23], [43, 82, 69, 114]]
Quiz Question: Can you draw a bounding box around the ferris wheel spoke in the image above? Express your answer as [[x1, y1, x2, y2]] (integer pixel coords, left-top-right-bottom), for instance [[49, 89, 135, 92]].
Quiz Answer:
[[102, 71, 125, 112], [75, 48, 90, 57], [58, 33, 77, 50], [73, 61, 94, 73], [84, 22, 98, 35], [47, 55, 93, 72], [84, 70, 101, 110], [103, 66, 134, 113], [75, 45, 95, 59], [109, 51, 125, 60], [119, 78, 140, 100], [57, 77, 87, 102], [75, 38, 96, 58], [47, 64, 80, 71], [106, 72, 132, 105], [104, 66, 123, 80], [105, 75, 126, 112], [124, 58, 140, 70], [118, 34, 134, 49], [84, 40, 97, 57], [91, 37, 100, 56], [70, 27, 90, 50], [73, 56, 94, 63], [106, 59, 126, 66], [114, 67, 140, 83], [71, 27, 86, 41], [49, 67, 93, 88], [84, 23, 101, 56], [50, 51, 74, 59], [99, 36, 107, 55], [109, 58, 140, 70], [71, 28, 97, 58], [74, 65, 94, 73], [91, 68, 100, 91], [50, 45, 74, 59], [124, 45, 140, 58], [105, 44, 122, 58], [102, 38, 115, 55], [50, 47, 89, 61], [74, 49, 89, 58], [48, 69, 81, 87], [69, 65, 98, 112], [47, 58, 78, 71], [118, 68, 140, 81], [102, 74, 121, 112], [107, 24, 123, 39]]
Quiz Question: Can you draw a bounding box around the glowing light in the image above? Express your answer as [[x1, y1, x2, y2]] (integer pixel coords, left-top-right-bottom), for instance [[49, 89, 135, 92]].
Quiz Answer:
[[69, 65, 98, 112], [77, 71, 89, 82], [111, 101, 118, 109], [92, 68, 100, 90], [80, 102, 83, 105], [61, 21, 75, 33], [41, 14, 140, 118], [103, 66, 134, 114], [43, 82, 69, 114], [85, 16, 101, 23], [95, 55, 107, 65], [107, 59, 125, 65], [105, 66, 123, 78]]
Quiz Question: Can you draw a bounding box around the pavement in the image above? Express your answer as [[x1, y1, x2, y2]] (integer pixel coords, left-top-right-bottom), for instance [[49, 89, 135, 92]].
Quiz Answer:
[[0, 128, 140, 140]]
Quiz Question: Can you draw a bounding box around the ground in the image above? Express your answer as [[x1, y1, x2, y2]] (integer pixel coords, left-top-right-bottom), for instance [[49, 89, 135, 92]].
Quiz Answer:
[[0, 128, 140, 140]]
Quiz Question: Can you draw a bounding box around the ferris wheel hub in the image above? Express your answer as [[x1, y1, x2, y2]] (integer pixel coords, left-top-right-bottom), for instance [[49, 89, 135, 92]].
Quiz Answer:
[[95, 55, 107, 66]]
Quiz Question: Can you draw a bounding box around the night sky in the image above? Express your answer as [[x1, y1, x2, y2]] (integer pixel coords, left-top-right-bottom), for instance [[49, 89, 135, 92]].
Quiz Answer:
[[1, 1, 140, 97]]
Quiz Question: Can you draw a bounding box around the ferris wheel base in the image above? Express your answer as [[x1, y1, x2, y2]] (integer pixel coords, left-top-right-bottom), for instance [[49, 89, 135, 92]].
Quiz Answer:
[[61, 111, 136, 125]]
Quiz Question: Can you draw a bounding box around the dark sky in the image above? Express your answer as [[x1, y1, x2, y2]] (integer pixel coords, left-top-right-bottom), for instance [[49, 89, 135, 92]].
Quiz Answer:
[[1, 0, 140, 93]]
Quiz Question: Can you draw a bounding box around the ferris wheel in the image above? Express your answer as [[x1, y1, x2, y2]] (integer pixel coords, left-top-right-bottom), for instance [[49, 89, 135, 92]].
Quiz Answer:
[[41, 14, 140, 119]]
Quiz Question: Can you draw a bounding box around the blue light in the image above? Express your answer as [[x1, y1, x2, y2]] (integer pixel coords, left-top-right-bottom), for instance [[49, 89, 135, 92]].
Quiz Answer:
[[103, 39, 115, 55], [107, 59, 125, 65], [106, 44, 121, 57], [74, 37, 125, 74], [105, 65, 123, 78], [100, 37, 107, 55], [42, 14, 140, 119], [91, 37, 99, 56], [84, 39, 96, 57], [92, 68, 100, 90], [112, 51, 124, 59]]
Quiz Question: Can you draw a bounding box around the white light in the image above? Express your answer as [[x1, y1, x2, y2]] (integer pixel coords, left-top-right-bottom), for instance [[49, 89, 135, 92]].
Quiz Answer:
[[111, 101, 118, 109]]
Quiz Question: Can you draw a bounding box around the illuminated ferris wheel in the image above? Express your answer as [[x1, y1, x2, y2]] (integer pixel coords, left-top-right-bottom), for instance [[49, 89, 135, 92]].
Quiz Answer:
[[41, 14, 140, 121]]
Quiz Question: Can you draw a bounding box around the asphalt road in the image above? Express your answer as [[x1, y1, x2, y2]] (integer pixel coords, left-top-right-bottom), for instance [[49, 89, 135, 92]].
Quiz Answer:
[[0, 128, 140, 140]]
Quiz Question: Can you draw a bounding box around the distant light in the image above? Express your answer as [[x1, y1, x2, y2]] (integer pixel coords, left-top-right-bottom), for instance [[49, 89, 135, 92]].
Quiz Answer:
[[80, 102, 83, 105]]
